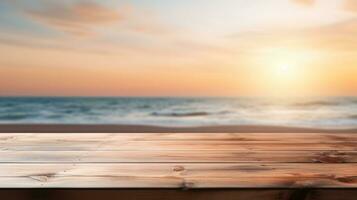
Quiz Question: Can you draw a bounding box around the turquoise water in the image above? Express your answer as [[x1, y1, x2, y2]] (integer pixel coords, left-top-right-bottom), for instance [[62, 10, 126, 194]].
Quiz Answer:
[[0, 97, 356, 128]]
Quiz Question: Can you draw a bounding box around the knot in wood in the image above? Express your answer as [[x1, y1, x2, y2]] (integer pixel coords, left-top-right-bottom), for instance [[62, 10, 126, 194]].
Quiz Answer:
[[173, 165, 185, 172]]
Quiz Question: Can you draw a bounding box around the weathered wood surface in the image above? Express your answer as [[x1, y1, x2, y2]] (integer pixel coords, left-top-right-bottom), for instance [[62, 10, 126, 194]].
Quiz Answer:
[[0, 150, 356, 163], [0, 133, 356, 188]]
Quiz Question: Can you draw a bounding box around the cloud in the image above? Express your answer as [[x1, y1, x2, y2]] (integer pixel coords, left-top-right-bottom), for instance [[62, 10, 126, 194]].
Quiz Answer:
[[10, 0, 169, 37], [292, 0, 315, 6], [226, 18, 357, 53], [344, 0, 357, 13], [23, 1, 124, 36], [305, 19, 357, 51], [0, 35, 113, 55]]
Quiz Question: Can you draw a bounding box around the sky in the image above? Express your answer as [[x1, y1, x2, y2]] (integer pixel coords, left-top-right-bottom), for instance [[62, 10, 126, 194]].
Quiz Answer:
[[0, 0, 356, 97]]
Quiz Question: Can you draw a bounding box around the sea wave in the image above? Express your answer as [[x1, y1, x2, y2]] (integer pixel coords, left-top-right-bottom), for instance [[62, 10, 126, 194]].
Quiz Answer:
[[151, 111, 210, 117], [292, 101, 340, 107], [137, 105, 151, 109], [350, 115, 357, 119], [0, 113, 36, 120], [0, 97, 356, 128]]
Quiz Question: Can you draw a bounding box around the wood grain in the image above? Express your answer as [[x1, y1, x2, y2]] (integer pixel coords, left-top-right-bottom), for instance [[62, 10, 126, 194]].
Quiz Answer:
[[0, 150, 355, 163], [0, 133, 356, 189], [0, 163, 356, 188]]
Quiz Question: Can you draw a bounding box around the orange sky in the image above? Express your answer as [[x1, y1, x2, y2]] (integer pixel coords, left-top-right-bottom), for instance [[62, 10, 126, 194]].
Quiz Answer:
[[0, 0, 356, 96]]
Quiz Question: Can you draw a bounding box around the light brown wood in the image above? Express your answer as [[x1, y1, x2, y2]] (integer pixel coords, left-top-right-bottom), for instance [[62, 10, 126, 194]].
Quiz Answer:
[[0, 150, 355, 163], [0, 163, 356, 188], [1, 133, 356, 151], [1, 141, 356, 151], [0, 133, 356, 188]]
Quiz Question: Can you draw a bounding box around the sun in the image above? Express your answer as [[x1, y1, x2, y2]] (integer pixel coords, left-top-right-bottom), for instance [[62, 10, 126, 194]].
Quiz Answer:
[[255, 47, 321, 96], [261, 47, 314, 78], [262, 51, 306, 94], [275, 64, 297, 78]]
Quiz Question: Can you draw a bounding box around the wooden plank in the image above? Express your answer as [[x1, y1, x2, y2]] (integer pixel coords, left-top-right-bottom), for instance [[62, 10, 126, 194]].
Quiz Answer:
[[0, 150, 355, 163], [1, 133, 356, 151], [1, 140, 356, 151], [99, 141, 357, 151], [0, 163, 355, 188]]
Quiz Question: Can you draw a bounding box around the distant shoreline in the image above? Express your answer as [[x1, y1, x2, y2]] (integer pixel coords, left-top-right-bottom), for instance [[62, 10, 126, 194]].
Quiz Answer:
[[0, 124, 356, 133]]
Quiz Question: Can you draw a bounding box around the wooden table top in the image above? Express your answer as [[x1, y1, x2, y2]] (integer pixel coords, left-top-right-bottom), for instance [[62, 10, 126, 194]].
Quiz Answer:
[[0, 133, 356, 188]]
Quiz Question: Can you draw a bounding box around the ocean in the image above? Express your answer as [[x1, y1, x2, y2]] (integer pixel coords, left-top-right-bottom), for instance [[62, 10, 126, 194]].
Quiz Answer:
[[0, 97, 356, 129]]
